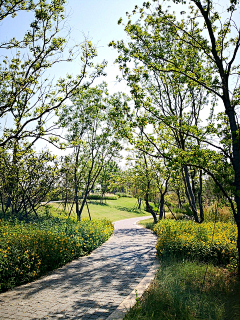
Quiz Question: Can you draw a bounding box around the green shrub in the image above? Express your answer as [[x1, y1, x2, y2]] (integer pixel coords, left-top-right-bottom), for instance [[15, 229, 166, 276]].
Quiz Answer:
[[0, 217, 113, 292], [204, 204, 233, 222], [165, 212, 186, 220], [154, 219, 237, 267], [115, 192, 132, 198], [87, 194, 118, 200]]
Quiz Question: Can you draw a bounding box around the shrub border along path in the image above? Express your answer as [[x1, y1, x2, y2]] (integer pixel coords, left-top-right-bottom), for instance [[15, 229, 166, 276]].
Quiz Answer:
[[0, 216, 157, 320]]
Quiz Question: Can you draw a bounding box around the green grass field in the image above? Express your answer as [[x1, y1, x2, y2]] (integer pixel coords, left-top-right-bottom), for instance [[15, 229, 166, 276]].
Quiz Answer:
[[124, 256, 240, 320], [49, 197, 149, 222]]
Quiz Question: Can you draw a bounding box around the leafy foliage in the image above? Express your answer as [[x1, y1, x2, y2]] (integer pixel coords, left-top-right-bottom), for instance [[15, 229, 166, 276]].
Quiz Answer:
[[0, 216, 113, 292], [0, 147, 58, 218], [154, 219, 238, 267]]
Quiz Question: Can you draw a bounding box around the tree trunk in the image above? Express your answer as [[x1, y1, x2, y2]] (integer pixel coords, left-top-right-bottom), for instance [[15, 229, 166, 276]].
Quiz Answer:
[[190, 168, 197, 200], [183, 165, 199, 222], [64, 191, 68, 212], [74, 149, 80, 219], [86, 200, 91, 220], [145, 193, 157, 223], [138, 198, 142, 209], [74, 167, 79, 218], [158, 177, 169, 221], [176, 188, 183, 209], [198, 170, 204, 223], [165, 201, 177, 220], [224, 100, 240, 268], [159, 194, 165, 220], [68, 201, 74, 217], [78, 189, 88, 221], [5, 141, 18, 214], [75, 186, 79, 218]]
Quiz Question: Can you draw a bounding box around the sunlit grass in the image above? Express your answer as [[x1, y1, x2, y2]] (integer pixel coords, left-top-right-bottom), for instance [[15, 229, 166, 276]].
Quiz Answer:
[[124, 257, 240, 320], [49, 197, 148, 222]]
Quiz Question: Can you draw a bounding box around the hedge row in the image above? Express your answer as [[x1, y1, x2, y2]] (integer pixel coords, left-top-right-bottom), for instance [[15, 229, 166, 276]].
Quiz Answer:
[[0, 217, 113, 292]]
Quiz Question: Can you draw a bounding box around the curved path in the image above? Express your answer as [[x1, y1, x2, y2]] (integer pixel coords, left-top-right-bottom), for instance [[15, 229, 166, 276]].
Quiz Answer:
[[0, 216, 158, 320]]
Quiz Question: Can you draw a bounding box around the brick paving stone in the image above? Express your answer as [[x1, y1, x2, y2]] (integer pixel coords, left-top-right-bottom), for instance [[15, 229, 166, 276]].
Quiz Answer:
[[0, 216, 157, 320]]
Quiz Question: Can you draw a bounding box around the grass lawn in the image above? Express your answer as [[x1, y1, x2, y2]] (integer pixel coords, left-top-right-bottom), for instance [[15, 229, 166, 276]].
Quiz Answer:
[[49, 197, 149, 222], [124, 256, 240, 320]]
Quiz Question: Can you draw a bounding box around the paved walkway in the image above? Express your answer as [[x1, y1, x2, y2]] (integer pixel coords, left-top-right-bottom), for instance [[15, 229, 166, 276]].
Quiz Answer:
[[0, 216, 158, 320]]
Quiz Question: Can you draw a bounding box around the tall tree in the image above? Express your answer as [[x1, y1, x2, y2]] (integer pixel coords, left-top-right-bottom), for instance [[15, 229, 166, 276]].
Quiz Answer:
[[97, 161, 120, 202], [57, 83, 122, 220], [0, 0, 106, 147], [0, 145, 57, 218], [127, 150, 159, 222], [110, 0, 240, 262]]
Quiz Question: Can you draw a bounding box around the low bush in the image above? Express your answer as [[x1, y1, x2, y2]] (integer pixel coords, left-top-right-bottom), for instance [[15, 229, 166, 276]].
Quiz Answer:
[[204, 204, 233, 222], [115, 193, 132, 198], [0, 217, 113, 292], [154, 219, 237, 267], [87, 194, 118, 200], [164, 212, 187, 220]]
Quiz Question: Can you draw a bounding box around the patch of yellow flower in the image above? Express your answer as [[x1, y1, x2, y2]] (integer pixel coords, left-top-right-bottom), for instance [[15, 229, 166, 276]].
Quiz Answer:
[[154, 219, 237, 267]]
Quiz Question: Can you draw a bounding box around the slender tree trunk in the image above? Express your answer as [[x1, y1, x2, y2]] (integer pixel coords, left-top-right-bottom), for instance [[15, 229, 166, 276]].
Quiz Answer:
[[145, 192, 157, 223], [64, 192, 68, 212], [224, 100, 240, 269], [74, 167, 79, 218], [101, 192, 104, 204], [198, 170, 204, 223], [176, 189, 183, 209], [190, 168, 197, 200], [182, 170, 192, 207], [165, 202, 177, 220], [0, 194, 5, 218], [142, 152, 157, 222], [78, 187, 89, 221], [78, 163, 104, 220], [159, 194, 165, 220], [146, 199, 157, 223], [138, 198, 142, 209], [183, 165, 199, 222], [78, 168, 93, 221], [68, 201, 74, 217], [63, 172, 69, 212], [74, 148, 80, 219], [6, 141, 18, 214], [158, 178, 169, 220], [75, 186, 79, 218], [86, 200, 91, 220]]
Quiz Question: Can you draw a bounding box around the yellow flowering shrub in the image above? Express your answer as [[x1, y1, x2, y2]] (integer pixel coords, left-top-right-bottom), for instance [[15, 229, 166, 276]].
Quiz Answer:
[[154, 220, 237, 267], [0, 218, 113, 292]]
